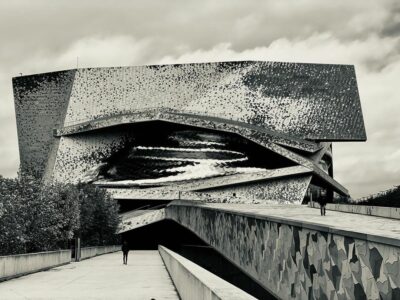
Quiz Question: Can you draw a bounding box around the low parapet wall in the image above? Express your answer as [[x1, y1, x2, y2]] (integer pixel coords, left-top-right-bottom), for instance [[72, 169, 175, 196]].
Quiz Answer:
[[308, 202, 400, 220], [0, 250, 71, 281], [165, 201, 400, 300], [159, 245, 255, 300], [80, 245, 120, 260]]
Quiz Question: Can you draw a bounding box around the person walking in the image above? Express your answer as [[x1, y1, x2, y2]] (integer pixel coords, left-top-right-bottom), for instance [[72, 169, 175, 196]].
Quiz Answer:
[[122, 241, 129, 265], [319, 195, 327, 216]]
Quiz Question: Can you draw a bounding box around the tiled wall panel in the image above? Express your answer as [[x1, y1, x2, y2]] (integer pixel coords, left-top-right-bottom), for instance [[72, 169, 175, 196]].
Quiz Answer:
[[166, 205, 400, 300]]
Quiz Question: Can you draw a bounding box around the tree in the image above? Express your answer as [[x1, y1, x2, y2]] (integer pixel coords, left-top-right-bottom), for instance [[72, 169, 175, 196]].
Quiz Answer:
[[358, 185, 400, 207], [0, 174, 80, 255], [0, 176, 26, 255], [0, 174, 120, 256], [77, 183, 120, 247]]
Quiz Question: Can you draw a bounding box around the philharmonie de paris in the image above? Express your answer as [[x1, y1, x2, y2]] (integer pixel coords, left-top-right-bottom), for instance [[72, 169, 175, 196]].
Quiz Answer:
[[12, 61, 400, 299]]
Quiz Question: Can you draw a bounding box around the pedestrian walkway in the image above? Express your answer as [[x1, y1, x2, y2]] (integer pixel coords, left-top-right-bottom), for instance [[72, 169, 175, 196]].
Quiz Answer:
[[195, 202, 400, 242], [0, 251, 179, 300]]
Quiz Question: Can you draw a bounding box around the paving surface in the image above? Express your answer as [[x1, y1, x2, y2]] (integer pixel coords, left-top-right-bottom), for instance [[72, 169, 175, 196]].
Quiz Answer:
[[0, 251, 179, 300], [176, 202, 400, 242]]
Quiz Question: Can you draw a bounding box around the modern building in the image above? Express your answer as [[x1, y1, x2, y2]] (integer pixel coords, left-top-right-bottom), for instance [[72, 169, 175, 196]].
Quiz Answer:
[[13, 61, 371, 298], [13, 61, 366, 206]]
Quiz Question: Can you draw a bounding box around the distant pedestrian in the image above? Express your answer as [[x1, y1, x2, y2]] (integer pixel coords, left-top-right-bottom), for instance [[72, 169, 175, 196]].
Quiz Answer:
[[122, 241, 129, 265], [319, 195, 327, 216]]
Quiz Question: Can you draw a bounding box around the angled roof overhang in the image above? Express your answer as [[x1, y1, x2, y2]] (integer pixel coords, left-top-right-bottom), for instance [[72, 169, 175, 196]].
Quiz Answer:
[[47, 60, 366, 142]]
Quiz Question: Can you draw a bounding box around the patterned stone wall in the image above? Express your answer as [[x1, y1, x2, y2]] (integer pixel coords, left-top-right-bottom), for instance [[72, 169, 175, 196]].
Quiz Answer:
[[13, 70, 76, 176], [165, 204, 400, 300]]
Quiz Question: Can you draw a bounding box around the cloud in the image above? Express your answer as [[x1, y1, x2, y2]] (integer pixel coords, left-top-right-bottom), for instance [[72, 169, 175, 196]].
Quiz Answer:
[[62, 36, 153, 68], [334, 59, 400, 196], [158, 33, 400, 69], [0, 0, 396, 65], [0, 0, 399, 198]]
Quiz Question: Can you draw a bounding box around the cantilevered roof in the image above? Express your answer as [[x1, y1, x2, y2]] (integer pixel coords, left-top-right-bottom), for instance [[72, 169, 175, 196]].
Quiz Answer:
[[60, 61, 366, 141], [14, 61, 366, 143]]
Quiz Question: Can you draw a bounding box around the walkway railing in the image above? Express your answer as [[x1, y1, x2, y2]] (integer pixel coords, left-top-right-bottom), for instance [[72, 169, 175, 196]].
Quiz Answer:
[[1, 245, 121, 281], [80, 245, 120, 261], [0, 250, 71, 282], [159, 245, 256, 300], [308, 202, 400, 220]]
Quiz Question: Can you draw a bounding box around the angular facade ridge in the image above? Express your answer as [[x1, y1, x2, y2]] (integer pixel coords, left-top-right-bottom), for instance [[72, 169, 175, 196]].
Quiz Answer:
[[13, 70, 76, 176]]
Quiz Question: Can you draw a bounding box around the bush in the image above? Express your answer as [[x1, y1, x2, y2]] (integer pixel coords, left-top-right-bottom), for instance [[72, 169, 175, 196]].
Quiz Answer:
[[0, 174, 120, 256]]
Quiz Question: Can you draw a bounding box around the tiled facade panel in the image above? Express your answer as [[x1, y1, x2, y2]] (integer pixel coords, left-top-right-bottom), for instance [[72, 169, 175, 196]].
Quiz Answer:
[[63, 62, 366, 141], [51, 130, 132, 183], [166, 205, 400, 300], [182, 175, 312, 204], [106, 174, 311, 204], [13, 70, 76, 176]]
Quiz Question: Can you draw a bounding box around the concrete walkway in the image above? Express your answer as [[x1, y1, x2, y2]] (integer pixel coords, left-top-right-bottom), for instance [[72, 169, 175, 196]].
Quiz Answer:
[[0, 251, 179, 300], [188, 203, 400, 243]]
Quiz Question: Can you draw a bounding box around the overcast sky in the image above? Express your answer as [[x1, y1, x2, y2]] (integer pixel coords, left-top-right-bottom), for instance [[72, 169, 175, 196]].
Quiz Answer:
[[0, 0, 399, 198]]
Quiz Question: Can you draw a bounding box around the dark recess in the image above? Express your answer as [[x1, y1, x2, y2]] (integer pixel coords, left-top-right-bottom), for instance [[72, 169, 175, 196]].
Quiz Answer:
[[121, 220, 276, 299], [118, 199, 171, 213]]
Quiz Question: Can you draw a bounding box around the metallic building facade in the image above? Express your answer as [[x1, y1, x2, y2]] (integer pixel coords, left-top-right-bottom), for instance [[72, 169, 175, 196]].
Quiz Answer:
[[13, 61, 366, 204]]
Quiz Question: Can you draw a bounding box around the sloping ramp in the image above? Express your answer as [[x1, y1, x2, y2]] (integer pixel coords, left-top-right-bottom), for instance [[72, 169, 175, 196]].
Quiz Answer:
[[0, 251, 178, 299]]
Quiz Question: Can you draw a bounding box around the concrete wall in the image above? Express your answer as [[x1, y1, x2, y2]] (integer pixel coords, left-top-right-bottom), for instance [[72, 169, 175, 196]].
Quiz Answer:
[[309, 202, 400, 220], [165, 203, 400, 300], [80, 245, 120, 260], [0, 250, 71, 281], [159, 245, 256, 300]]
